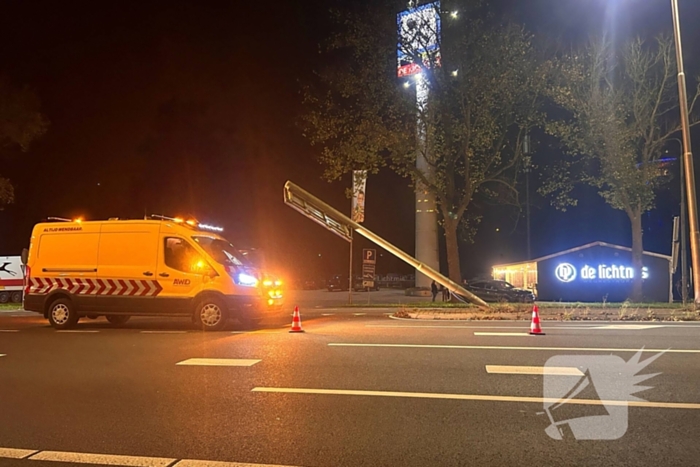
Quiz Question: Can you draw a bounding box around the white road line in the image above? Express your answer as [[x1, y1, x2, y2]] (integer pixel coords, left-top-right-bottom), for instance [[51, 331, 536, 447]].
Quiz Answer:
[[140, 331, 188, 334], [175, 459, 299, 466], [0, 330, 19, 332], [251, 387, 700, 410], [328, 343, 694, 353], [28, 450, 176, 466], [230, 330, 281, 334], [367, 325, 594, 330], [485, 365, 584, 376], [590, 324, 663, 330], [176, 358, 261, 367], [0, 447, 37, 459], [0, 354, 5, 358], [474, 332, 531, 336], [321, 313, 334, 316], [353, 313, 367, 316], [56, 330, 99, 333]]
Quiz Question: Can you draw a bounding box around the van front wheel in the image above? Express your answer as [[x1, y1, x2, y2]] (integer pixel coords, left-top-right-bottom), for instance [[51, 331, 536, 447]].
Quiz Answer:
[[48, 298, 79, 330], [195, 299, 227, 331]]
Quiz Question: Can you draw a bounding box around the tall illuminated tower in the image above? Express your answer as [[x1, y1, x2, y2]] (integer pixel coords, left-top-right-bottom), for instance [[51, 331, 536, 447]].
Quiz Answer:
[[397, 2, 441, 288]]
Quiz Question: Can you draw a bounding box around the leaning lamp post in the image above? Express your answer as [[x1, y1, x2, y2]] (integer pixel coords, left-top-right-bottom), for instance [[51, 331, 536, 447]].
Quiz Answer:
[[670, 0, 700, 304]]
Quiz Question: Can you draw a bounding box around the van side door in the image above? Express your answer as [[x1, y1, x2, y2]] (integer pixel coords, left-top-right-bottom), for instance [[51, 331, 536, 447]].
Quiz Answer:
[[36, 226, 100, 312], [96, 223, 160, 313], [155, 236, 209, 314]]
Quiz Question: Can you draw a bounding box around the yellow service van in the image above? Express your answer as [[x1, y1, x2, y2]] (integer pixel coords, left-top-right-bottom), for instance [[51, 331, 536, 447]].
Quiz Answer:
[[23, 217, 283, 330]]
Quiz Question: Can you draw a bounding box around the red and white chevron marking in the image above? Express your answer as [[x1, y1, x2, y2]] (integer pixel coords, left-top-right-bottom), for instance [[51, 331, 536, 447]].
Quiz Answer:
[[28, 278, 163, 297]]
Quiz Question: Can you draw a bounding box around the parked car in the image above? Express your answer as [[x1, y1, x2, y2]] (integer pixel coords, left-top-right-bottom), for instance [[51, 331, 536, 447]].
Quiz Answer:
[[303, 279, 320, 290], [327, 275, 380, 292], [327, 275, 348, 292], [353, 276, 380, 292], [464, 279, 535, 303]]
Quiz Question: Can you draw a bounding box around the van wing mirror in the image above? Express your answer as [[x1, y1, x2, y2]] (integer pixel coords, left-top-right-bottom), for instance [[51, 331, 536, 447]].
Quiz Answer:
[[21, 248, 29, 265]]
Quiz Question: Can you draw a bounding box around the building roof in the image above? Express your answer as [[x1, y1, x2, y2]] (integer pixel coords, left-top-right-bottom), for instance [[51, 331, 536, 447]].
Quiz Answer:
[[494, 241, 672, 268]]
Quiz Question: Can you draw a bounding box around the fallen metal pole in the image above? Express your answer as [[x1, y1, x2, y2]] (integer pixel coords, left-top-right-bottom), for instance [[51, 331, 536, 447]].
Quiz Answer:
[[284, 181, 489, 309]]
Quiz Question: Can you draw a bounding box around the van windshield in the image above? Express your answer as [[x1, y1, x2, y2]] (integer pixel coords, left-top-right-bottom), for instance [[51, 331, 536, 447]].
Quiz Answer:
[[192, 236, 248, 267]]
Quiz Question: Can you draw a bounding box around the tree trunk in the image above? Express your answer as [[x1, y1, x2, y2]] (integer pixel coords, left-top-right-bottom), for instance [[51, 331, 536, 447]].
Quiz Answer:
[[443, 218, 463, 284], [629, 209, 644, 302]]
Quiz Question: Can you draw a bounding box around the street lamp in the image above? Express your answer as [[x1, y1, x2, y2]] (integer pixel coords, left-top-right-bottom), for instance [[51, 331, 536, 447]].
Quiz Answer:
[[670, 0, 700, 304]]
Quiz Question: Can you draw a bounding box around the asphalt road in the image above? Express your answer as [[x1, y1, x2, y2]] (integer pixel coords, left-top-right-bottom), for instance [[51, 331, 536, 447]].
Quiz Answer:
[[1, 306, 700, 467]]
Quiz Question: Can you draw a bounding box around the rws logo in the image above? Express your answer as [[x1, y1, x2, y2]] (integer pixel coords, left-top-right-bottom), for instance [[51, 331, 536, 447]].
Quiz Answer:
[[173, 279, 191, 286]]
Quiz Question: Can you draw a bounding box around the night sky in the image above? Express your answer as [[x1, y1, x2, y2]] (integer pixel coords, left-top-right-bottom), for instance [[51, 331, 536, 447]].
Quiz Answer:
[[1, 0, 699, 284]]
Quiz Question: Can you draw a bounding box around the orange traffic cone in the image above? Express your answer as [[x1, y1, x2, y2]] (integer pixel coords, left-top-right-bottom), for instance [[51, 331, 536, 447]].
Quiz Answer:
[[289, 306, 305, 333], [529, 304, 545, 335]]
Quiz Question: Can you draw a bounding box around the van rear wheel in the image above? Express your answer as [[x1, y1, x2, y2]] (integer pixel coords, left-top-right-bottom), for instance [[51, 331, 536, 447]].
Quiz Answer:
[[48, 298, 79, 330], [195, 298, 227, 331], [106, 315, 130, 326]]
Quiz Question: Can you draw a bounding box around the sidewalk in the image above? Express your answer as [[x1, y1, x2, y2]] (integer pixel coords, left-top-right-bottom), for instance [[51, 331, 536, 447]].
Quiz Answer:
[[395, 303, 700, 322]]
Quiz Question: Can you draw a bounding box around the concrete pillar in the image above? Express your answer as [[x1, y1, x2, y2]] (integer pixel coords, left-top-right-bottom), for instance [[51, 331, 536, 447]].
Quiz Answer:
[[414, 76, 440, 289]]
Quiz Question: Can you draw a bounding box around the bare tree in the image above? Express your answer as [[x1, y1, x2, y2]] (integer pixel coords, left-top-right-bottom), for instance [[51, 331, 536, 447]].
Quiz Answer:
[[302, 1, 550, 282], [0, 76, 49, 206], [544, 36, 700, 301]]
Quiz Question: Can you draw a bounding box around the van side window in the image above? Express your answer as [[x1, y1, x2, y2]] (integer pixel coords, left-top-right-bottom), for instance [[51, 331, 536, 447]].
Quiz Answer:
[[164, 238, 203, 273]]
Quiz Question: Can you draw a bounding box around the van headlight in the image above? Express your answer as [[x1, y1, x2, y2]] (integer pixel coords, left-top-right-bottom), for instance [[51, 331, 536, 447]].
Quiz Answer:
[[236, 273, 259, 287]]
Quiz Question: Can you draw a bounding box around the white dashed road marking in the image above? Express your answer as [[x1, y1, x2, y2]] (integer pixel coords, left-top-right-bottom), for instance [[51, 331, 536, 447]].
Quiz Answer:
[[590, 324, 665, 330], [474, 332, 531, 336], [353, 313, 367, 316], [175, 459, 301, 466], [140, 331, 188, 334], [0, 354, 5, 358], [176, 358, 261, 367], [28, 450, 176, 466], [56, 330, 100, 333], [328, 343, 691, 353], [251, 387, 700, 410], [0, 447, 36, 459], [0, 330, 19, 332], [0, 448, 302, 467], [231, 330, 282, 334], [485, 365, 584, 376], [367, 325, 592, 330]]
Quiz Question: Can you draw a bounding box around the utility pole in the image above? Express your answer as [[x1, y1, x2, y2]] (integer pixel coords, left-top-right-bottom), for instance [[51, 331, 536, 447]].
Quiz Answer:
[[523, 134, 532, 261], [680, 144, 689, 304], [349, 227, 353, 305], [671, 0, 700, 304]]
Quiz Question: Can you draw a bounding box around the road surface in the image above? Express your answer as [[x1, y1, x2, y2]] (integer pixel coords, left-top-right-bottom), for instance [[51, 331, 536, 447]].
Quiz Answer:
[[0, 307, 699, 466]]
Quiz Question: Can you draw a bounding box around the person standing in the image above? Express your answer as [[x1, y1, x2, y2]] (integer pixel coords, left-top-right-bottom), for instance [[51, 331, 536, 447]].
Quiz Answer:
[[430, 280, 438, 302]]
